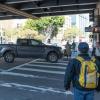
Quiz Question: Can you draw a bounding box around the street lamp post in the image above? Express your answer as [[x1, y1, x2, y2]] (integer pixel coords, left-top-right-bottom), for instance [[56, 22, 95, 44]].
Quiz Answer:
[[0, 27, 4, 44], [0, 36, 2, 44]]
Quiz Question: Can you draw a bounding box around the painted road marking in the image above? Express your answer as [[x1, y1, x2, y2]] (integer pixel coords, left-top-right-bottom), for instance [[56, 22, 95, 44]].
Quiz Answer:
[[31, 60, 67, 66], [5, 58, 67, 72], [0, 71, 63, 81], [15, 67, 65, 75], [6, 58, 40, 71], [26, 63, 66, 69], [0, 81, 73, 95]]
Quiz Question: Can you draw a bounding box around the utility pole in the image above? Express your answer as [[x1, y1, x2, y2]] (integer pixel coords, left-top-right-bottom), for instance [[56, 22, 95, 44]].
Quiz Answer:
[[0, 26, 4, 44], [0, 37, 2, 44]]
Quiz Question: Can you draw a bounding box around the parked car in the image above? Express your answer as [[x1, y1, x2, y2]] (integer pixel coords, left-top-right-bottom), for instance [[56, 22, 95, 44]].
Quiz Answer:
[[0, 39, 63, 63]]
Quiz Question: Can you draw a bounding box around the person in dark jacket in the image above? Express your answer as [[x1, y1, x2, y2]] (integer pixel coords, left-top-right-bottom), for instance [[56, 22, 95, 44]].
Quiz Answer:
[[71, 41, 76, 51], [64, 42, 100, 100], [65, 41, 72, 60]]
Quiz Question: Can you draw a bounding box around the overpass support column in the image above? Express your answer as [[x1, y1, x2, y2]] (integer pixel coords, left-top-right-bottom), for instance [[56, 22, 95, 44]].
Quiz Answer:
[[92, 2, 100, 59], [94, 2, 100, 26]]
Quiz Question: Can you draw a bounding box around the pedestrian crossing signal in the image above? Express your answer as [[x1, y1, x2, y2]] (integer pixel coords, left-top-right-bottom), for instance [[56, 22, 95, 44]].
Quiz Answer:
[[92, 27, 100, 33], [89, 12, 94, 22]]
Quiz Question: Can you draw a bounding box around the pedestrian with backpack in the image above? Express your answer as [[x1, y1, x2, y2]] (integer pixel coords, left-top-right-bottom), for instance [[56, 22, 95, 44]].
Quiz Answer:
[[64, 42, 100, 100]]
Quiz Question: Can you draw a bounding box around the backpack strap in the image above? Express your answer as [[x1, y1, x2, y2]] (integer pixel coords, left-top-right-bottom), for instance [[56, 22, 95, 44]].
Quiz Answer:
[[76, 56, 96, 63], [91, 57, 96, 62], [91, 57, 99, 73], [76, 56, 84, 63]]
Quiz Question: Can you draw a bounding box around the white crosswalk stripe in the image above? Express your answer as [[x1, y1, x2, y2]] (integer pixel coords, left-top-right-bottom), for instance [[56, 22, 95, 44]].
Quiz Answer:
[[26, 63, 66, 69], [15, 67, 65, 75], [6, 59, 40, 71], [0, 58, 68, 79], [31, 60, 68, 66], [0, 81, 73, 95], [0, 71, 63, 81]]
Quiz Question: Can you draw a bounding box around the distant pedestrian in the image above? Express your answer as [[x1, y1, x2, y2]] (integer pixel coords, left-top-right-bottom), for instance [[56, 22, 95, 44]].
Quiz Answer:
[[92, 42, 100, 61], [64, 41, 71, 60], [47, 39, 51, 44], [72, 41, 76, 51], [64, 42, 100, 100], [92, 47, 96, 56]]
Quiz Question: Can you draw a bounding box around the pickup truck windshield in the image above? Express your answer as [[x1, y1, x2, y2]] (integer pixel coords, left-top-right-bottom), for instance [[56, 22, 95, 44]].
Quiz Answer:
[[30, 40, 41, 46]]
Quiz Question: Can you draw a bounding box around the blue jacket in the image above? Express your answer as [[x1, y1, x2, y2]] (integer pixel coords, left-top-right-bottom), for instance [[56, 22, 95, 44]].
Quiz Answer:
[[64, 53, 100, 91]]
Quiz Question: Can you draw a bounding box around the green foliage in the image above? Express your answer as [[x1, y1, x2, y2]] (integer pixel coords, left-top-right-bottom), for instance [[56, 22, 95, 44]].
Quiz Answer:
[[64, 26, 83, 40], [24, 16, 65, 36], [51, 26, 58, 38], [5, 28, 45, 42], [4, 16, 64, 42], [16, 28, 45, 41], [5, 29, 17, 39]]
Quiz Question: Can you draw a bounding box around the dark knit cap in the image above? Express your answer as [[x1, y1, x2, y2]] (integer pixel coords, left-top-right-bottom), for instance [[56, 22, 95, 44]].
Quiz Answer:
[[78, 42, 89, 53]]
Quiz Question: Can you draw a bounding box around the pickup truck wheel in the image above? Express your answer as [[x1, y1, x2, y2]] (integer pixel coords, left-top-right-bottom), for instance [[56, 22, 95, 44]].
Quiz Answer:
[[47, 52, 58, 63], [4, 52, 14, 63]]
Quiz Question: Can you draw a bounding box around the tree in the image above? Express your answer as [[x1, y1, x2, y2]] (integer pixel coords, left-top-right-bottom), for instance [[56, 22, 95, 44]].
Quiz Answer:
[[16, 28, 45, 41], [24, 16, 64, 38], [5, 29, 18, 42], [64, 26, 83, 41], [5, 28, 45, 42]]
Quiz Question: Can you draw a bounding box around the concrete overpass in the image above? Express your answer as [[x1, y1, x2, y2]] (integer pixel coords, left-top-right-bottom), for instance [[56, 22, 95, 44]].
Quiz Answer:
[[0, 0, 100, 31], [0, 0, 98, 20]]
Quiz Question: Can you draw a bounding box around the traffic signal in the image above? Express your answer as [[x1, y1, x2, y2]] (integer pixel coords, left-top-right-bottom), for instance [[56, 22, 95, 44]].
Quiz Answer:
[[89, 12, 94, 22], [89, 34, 93, 38]]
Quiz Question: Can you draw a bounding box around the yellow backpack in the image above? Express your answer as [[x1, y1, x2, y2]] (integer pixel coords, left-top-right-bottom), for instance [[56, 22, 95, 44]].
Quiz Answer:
[[76, 56, 100, 89]]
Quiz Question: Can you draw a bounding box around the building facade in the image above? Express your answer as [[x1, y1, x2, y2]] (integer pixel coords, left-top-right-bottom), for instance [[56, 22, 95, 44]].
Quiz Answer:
[[0, 19, 26, 43], [56, 16, 71, 43], [70, 14, 90, 42]]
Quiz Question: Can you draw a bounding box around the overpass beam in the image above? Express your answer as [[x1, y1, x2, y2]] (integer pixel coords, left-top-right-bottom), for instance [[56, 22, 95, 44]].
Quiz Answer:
[[0, 3, 38, 19]]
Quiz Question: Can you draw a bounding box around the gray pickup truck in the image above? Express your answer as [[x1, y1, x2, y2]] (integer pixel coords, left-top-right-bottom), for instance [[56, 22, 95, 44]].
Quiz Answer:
[[0, 39, 63, 63]]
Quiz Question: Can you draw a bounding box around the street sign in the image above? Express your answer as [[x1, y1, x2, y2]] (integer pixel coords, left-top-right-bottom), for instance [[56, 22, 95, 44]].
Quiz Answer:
[[85, 27, 92, 32]]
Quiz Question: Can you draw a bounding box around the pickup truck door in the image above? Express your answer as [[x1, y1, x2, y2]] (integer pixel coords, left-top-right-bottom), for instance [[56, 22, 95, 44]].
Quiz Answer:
[[17, 39, 45, 58], [17, 39, 32, 57], [28, 39, 45, 58]]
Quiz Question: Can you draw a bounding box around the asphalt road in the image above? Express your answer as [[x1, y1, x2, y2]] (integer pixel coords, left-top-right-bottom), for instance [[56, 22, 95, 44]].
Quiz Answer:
[[0, 57, 99, 100]]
